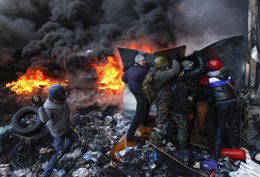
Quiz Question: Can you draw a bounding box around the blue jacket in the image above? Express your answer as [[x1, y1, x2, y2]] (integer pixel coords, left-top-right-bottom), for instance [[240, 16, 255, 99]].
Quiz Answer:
[[122, 64, 149, 95]]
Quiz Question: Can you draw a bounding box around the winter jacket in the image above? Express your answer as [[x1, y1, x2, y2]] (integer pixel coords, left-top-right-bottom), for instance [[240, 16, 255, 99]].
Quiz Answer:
[[153, 61, 180, 107], [38, 98, 70, 137], [183, 54, 205, 97], [122, 64, 149, 95], [207, 69, 237, 104], [171, 77, 193, 115]]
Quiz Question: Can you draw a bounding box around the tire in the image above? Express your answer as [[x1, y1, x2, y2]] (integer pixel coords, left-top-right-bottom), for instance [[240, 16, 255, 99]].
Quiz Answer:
[[12, 106, 44, 137]]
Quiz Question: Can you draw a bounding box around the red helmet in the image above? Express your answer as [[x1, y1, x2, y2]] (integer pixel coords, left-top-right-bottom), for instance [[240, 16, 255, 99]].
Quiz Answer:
[[207, 59, 222, 70]]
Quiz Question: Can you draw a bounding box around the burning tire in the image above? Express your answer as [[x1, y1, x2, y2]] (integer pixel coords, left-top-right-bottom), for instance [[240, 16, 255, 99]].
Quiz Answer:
[[12, 106, 44, 137]]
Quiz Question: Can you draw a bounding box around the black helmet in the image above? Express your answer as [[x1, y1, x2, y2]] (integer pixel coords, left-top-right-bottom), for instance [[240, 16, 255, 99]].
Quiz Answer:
[[48, 84, 66, 103]]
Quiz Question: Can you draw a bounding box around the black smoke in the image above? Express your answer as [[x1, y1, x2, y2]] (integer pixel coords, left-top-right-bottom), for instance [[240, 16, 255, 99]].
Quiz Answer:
[[0, 0, 247, 81]]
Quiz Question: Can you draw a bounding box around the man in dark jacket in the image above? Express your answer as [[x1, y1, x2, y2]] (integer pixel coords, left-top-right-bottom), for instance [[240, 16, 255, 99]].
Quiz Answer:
[[169, 76, 193, 150], [181, 53, 206, 134], [122, 54, 150, 142], [150, 56, 180, 146], [205, 59, 237, 159], [39, 84, 78, 177]]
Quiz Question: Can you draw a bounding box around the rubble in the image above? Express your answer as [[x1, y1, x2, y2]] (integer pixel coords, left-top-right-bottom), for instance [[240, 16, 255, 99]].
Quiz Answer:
[[229, 149, 260, 177], [13, 168, 32, 177], [0, 164, 10, 176], [72, 167, 89, 177], [0, 104, 259, 176]]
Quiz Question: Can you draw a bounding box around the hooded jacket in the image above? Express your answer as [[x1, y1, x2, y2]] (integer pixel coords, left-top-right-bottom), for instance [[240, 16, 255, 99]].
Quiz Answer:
[[38, 98, 70, 137]]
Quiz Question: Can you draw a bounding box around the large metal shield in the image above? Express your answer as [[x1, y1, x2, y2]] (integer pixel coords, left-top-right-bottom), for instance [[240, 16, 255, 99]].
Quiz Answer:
[[199, 36, 246, 89]]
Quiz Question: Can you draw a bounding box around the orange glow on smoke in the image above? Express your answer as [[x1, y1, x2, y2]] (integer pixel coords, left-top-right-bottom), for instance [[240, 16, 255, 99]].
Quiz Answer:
[[129, 43, 154, 53], [91, 56, 124, 94], [6, 68, 66, 95]]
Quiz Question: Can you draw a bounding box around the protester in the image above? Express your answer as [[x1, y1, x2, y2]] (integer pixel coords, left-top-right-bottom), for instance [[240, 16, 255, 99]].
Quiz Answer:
[[204, 59, 237, 159], [39, 84, 78, 177], [149, 56, 180, 146], [122, 54, 150, 142]]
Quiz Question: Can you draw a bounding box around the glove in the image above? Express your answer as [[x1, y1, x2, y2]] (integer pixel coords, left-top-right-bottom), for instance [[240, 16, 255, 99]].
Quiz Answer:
[[32, 96, 43, 107], [187, 114, 194, 121]]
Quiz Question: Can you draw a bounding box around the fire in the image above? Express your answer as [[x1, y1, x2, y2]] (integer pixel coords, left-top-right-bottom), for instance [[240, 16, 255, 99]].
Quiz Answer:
[[6, 68, 66, 95], [91, 56, 124, 93]]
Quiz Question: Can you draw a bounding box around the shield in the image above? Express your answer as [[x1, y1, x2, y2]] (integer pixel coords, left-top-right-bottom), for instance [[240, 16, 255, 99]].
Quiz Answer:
[[198, 36, 245, 89], [117, 47, 157, 70], [117, 46, 186, 70], [154, 45, 186, 60]]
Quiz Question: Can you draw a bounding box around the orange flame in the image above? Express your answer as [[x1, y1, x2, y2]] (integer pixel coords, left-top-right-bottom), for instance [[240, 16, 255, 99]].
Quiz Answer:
[[5, 68, 66, 95], [91, 56, 124, 94]]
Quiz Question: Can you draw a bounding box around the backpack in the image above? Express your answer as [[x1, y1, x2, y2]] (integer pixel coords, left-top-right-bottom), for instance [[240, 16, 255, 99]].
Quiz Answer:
[[142, 72, 157, 103]]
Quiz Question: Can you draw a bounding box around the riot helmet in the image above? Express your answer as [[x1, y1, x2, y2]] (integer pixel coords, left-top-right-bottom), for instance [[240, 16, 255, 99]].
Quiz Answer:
[[48, 84, 67, 103], [154, 56, 169, 69], [207, 59, 222, 70]]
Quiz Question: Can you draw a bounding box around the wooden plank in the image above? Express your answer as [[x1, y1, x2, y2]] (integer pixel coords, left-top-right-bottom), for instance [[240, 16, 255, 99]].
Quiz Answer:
[[107, 125, 153, 160]]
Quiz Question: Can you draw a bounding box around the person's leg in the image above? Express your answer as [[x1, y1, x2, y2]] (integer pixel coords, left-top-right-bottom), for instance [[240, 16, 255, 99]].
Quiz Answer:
[[188, 101, 196, 134], [214, 104, 229, 159], [150, 103, 169, 146], [165, 115, 176, 144], [63, 128, 79, 150], [140, 99, 151, 126], [173, 113, 189, 150], [41, 136, 64, 177], [226, 102, 239, 148], [127, 95, 145, 141], [205, 104, 216, 144]]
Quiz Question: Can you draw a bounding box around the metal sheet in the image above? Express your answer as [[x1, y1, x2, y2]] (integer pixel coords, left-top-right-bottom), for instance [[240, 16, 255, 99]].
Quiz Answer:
[[199, 36, 246, 89], [154, 45, 186, 59], [117, 47, 157, 70]]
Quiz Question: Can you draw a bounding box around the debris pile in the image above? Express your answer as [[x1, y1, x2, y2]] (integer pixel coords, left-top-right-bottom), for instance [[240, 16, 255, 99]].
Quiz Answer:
[[0, 104, 259, 176]]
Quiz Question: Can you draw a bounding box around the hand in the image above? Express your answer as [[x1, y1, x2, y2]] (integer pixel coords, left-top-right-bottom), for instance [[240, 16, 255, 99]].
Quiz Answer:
[[179, 71, 184, 77], [32, 96, 43, 106], [187, 114, 194, 121]]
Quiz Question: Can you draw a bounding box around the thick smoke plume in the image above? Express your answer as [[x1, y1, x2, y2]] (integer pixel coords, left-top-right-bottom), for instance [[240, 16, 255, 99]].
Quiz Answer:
[[0, 0, 247, 71], [0, 0, 247, 110]]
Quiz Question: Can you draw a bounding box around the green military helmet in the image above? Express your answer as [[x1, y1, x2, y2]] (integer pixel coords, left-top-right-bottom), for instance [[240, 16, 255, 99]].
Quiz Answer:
[[154, 56, 169, 69]]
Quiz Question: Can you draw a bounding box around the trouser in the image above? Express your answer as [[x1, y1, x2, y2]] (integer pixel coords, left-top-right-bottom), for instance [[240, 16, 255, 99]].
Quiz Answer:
[[41, 128, 79, 177], [169, 113, 189, 150], [205, 104, 216, 144], [127, 94, 150, 141], [213, 101, 236, 158], [150, 103, 170, 145], [166, 117, 176, 143], [188, 100, 196, 134]]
